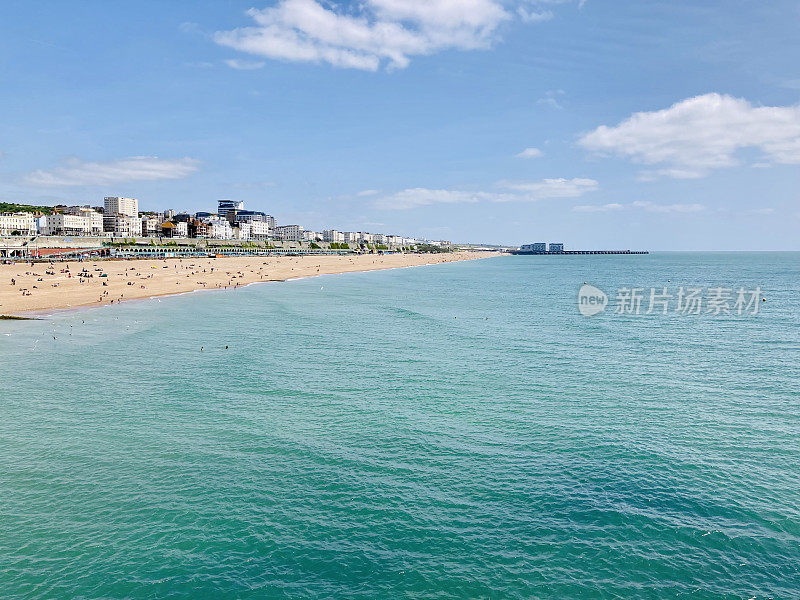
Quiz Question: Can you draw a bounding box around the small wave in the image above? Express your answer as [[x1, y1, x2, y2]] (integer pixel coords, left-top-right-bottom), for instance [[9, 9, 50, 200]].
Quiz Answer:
[[389, 307, 430, 320]]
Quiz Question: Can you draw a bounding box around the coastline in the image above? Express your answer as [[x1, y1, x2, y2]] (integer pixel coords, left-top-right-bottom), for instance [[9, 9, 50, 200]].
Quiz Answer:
[[0, 251, 491, 317]]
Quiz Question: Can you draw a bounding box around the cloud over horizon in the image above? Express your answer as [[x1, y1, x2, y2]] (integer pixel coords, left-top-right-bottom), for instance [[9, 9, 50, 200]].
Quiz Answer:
[[573, 200, 705, 213], [23, 156, 201, 187], [579, 93, 800, 179], [375, 177, 598, 209]]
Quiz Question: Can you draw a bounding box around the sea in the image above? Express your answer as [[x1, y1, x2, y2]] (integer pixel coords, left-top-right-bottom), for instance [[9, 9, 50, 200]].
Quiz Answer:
[[1, 252, 798, 599]]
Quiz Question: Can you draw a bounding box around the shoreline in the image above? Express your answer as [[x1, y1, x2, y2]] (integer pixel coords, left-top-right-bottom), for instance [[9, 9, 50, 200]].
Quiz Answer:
[[0, 252, 492, 317]]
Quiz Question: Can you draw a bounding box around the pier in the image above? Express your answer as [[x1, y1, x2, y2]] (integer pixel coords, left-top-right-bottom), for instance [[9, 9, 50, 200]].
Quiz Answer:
[[509, 249, 649, 255]]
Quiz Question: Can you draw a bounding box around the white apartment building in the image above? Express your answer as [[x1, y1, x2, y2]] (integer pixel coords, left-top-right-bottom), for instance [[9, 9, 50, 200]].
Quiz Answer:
[[40, 213, 96, 236], [358, 232, 374, 244], [386, 235, 404, 246], [372, 233, 386, 244], [0, 213, 37, 236], [323, 229, 345, 243], [343, 232, 359, 244], [104, 196, 138, 217], [249, 220, 272, 240], [302, 230, 322, 242], [103, 196, 141, 236], [275, 224, 302, 241], [234, 222, 251, 240], [207, 218, 233, 240], [104, 215, 142, 237], [141, 216, 162, 237], [64, 206, 103, 234]]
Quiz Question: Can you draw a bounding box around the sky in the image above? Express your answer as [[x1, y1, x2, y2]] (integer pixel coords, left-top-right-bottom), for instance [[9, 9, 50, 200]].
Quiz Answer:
[[0, 0, 799, 249]]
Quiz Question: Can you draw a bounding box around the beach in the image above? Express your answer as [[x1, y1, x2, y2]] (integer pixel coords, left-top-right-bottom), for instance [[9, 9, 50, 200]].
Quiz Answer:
[[0, 251, 485, 316]]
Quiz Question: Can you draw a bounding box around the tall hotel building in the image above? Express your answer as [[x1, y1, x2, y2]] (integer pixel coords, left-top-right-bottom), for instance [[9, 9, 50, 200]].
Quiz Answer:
[[104, 197, 138, 217], [103, 197, 141, 236]]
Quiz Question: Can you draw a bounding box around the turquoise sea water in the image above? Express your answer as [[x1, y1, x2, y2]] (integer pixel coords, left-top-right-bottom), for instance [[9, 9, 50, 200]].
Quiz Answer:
[[1, 253, 799, 599]]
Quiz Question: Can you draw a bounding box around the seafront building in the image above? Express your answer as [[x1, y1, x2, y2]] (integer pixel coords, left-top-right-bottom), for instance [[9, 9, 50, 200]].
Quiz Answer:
[[40, 210, 102, 236], [103, 197, 141, 236], [206, 218, 233, 240], [104, 215, 142, 237], [234, 222, 250, 240], [66, 207, 104, 234], [323, 229, 345, 243], [0, 213, 38, 236], [104, 197, 138, 218], [141, 215, 162, 236], [249, 220, 272, 240], [160, 221, 189, 237], [275, 224, 302, 241]]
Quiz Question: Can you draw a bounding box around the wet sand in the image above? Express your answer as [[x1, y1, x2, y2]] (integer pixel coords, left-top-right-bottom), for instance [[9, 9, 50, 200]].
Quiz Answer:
[[0, 252, 486, 316]]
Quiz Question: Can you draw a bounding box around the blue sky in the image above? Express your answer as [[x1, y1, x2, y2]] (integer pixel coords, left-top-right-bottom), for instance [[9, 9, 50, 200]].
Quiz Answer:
[[1, 0, 798, 249]]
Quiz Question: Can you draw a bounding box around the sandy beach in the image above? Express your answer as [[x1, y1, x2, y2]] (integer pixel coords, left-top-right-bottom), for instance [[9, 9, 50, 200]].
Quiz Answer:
[[0, 252, 486, 316]]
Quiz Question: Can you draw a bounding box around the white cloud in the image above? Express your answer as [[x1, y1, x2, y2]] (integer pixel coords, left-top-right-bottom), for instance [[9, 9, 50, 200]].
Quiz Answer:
[[516, 147, 543, 158], [375, 177, 598, 209], [572, 202, 624, 212], [356, 189, 380, 196], [224, 58, 266, 70], [374, 188, 512, 209], [579, 93, 800, 179], [518, 9, 553, 22], [179, 21, 202, 34], [499, 177, 599, 199], [23, 156, 200, 187], [214, 0, 513, 71], [537, 89, 565, 110], [632, 200, 704, 213], [185, 61, 216, 69], [573, 200, 704, 214]]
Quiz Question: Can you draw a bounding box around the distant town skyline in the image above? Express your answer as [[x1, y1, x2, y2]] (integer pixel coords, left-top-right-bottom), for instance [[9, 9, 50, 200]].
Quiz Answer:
[[0, 1, 799, 249], [0, 196, 446, 252]]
